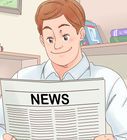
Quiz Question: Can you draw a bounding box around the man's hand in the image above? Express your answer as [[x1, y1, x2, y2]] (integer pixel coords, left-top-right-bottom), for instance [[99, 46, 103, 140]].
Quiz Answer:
[[3, 133, 16, 140], [3, 134, 114, 140], [95, 134, 115, 140]]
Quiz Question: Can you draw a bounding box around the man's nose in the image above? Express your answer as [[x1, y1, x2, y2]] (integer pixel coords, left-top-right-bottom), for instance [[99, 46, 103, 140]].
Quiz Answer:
[[54, 39, 63, 50]]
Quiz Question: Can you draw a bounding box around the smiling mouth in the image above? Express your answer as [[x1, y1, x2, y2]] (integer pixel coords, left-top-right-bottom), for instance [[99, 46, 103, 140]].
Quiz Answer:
[[51, 47, 72, 54]]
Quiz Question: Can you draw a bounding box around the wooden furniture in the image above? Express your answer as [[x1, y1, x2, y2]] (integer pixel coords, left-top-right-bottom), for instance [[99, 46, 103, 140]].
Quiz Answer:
[[82, 42, 127, 55], [81, 42, 127, 81], [0, 51, 40, 96]]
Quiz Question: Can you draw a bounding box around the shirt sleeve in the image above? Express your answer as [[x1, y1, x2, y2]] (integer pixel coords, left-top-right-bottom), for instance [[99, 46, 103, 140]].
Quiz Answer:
[[0, 127, 5, 140], [12, 72, 18, 79], [0, 97, 5, 140], [106, 77, 127, 139]]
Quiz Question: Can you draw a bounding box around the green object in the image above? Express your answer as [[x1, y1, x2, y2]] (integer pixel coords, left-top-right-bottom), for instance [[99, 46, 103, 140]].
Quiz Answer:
[[0, 0, 17, 8], [110, 36, 127, 43]]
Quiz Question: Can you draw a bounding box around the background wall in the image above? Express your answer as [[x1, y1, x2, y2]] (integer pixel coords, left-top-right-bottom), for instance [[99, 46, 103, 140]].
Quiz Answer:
[[80, 0, 127, 43], [0, 0, 127, 62], [0, 0, 48, 62]]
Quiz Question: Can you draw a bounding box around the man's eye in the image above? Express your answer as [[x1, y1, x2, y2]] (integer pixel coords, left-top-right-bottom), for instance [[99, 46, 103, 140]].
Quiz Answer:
[[63, 34, 70, 41], [47, 37, 54, 43]]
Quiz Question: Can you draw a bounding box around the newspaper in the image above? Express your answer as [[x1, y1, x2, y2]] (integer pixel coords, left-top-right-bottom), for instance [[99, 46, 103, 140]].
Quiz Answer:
[[1, 78, 106, 140]]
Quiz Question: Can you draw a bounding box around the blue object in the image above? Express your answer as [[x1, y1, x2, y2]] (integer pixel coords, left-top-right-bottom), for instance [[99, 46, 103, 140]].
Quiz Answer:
[[81, 20, 103, 46]]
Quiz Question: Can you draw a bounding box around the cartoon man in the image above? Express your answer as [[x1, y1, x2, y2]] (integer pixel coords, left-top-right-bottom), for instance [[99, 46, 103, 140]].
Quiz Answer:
[[1, 0, 127, 139]]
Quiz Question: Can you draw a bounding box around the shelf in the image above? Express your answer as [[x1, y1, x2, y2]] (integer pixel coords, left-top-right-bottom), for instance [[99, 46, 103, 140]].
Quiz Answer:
[[0, 52, 41, 96], [81, 42, 127, 56], [0, 51, 40, 63], [0, 51, 41, 79]]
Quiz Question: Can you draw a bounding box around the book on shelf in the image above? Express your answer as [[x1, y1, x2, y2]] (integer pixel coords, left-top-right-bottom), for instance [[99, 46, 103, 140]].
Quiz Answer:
[[110, 36, 127, 43], [80, 36, 89, 46], [80, 20, 103, 46], [111, 28, 127, 37]]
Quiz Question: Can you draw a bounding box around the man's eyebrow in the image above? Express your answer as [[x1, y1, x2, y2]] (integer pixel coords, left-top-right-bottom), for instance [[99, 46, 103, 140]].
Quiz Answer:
[[58, 24, 70, 28], [42, 26, 52, 30]]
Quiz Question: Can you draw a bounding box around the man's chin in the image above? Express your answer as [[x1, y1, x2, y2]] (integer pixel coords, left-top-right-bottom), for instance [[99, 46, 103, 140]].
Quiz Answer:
[[56, 63, 70, 67], [52, 61, 71, 67]]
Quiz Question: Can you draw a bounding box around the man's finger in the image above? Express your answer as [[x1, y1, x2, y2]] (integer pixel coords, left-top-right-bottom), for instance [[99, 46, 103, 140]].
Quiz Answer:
[[95, 134, 114, 140], [3, 133, 15, 140]]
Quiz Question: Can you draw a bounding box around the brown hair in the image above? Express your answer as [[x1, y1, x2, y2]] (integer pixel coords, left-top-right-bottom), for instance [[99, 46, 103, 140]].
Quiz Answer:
[[35, 0, 85, 35]]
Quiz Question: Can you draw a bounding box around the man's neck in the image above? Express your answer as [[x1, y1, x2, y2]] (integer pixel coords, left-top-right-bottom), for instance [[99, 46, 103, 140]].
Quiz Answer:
[[52, 50, 82, 80]]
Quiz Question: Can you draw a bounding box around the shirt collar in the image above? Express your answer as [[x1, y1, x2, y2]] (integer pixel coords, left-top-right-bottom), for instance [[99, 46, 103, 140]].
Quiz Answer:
[[43, 53, 90, 80], [43, 60, 59, 80], [64, 53, 90, 79]]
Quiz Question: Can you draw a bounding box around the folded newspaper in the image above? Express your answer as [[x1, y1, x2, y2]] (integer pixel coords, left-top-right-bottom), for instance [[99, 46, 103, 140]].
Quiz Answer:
[[1, 78, 106, 140]]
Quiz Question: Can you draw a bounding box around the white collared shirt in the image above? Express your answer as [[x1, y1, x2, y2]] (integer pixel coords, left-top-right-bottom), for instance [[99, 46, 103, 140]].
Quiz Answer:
[[0, 53, 127, 140]]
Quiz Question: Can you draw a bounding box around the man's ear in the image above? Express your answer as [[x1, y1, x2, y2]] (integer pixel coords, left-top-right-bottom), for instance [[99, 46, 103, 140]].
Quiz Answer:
[[39, 35, 45, 47], [79, 27, 85, 40]]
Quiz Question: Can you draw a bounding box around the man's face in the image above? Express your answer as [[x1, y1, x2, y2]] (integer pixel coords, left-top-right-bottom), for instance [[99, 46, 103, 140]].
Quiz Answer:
[[41, 15, 83, 66]]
